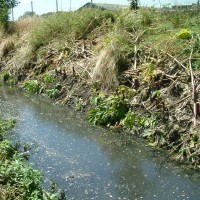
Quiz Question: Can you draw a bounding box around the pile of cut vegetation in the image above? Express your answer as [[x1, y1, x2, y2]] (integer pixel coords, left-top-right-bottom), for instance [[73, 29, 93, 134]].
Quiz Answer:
[[0, 8, 200, 167]]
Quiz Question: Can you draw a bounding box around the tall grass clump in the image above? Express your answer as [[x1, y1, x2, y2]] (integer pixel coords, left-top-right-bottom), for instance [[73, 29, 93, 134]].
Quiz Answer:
[[1, 38, 15, 57], [31, 9, 115, 51]]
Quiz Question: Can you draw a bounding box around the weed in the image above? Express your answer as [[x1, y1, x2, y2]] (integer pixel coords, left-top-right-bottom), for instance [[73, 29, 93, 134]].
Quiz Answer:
[[2, 72, 10, 82], [75, 98, 87, 111], [177, 29, 192, 40], [192, 60, 200, 71], [0, 159, 43, 199], [0, 118, 15, 140], [121, 110, 137, 130], [87, 94, 128, 126], [46, 88, 59, 99], [140, 9, 154, 27], [8, 78, 17, 86], [23, 80, 41, 93], [43, 74, 55, 84], [0, 140, 15, 161]]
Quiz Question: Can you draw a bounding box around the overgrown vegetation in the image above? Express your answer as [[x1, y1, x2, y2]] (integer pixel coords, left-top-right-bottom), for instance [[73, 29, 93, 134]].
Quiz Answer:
[[30, 9, 115, 51], [0, 117, 66, 200], [0, 8, 200, 168]]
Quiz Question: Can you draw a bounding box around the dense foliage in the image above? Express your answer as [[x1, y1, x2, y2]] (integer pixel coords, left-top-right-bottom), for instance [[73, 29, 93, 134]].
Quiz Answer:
[[0, 0, 18, 29]]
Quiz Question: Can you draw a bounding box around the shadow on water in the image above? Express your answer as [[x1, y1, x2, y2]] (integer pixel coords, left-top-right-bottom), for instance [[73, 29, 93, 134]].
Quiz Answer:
[[1, 86, 200, 200]]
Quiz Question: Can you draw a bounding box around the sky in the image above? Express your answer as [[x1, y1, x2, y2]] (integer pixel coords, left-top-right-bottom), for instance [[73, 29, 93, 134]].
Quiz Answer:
[[12, 0, 197, 20]]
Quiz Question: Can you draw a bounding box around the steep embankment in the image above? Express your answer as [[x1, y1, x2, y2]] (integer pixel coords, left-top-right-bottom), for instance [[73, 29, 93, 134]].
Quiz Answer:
[[0, 9, 200, 167]]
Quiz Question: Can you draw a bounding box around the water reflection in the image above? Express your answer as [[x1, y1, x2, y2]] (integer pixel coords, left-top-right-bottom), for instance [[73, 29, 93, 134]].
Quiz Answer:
[[1, 86, 200, 200]]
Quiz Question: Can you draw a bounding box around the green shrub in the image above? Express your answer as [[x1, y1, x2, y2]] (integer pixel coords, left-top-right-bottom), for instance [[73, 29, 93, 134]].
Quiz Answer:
[[46, 88, 59, 99], [0, 140, 15, 161], [122, 110, 137, 130], [2, 72, 10, 82], [43, 74, 54, 83], [0, 160, 43, 199], [87, 94, 129, 126], [23, 80, 41, 93], [0, 118, 15, 140], [192, 60, 200, 71], [177, 29, 192, 40]]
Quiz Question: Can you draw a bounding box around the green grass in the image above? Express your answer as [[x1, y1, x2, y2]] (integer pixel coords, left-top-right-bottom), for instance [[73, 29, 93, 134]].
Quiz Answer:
[[30, 9, 115, 51]]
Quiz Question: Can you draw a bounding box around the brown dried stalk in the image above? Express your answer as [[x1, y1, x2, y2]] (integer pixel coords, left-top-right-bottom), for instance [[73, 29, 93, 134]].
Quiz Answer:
[[189, 48, 198, 127]]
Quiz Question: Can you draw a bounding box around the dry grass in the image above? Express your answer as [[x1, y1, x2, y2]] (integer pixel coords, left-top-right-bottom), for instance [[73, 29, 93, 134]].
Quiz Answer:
[[0, 37, 15, 57], [14, 17, 38, 36], [91, 43, 119, 90], [5, 43, 32, 73]]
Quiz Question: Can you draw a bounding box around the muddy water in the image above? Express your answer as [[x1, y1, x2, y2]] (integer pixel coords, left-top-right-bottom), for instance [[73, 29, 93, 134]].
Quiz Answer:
[[1, 86, 200, 200]]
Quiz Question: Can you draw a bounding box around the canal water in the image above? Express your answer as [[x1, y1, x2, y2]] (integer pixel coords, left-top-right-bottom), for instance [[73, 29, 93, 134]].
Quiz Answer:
[[1, 86, 200, 200]]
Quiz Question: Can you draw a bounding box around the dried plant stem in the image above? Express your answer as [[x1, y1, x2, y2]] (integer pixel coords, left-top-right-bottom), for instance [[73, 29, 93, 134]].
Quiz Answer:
[[189, 48, 198, 127]]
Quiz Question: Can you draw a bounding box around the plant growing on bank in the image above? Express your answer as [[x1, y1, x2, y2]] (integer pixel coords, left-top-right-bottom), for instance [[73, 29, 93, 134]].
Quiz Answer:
[[87, 88, 132, 126], [46, 88, 59, 99], [43, 74, 55, 84], [177, 29, 192, 40], [0, 117, 66, 200], [23, 80, 41, 94], [2, 72, 10, 82], [30, 9, 115, 51]]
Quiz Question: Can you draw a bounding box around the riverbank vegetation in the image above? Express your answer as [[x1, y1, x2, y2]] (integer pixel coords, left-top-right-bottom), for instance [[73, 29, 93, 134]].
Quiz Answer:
[[0, 117, 66, 199], [0, 8, 200, 167]]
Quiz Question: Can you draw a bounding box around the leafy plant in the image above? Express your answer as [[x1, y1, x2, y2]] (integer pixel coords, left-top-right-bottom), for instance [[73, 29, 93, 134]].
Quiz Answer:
[[43, 74, 55, 84], [141, 63, 155, 83], [87, 94, 129, 126], [46, 88, 59, 99], [23, 80, 41, 93], [122, 110, 137, 130], [0, 159, 43, 199], [8, 78, 17, 86], [75, 98, 86, 111], [2, 72, 10, 82], [0, 139, 15, 161], [177, 29, 192, 40], [0, 118, 15, 140], [192, 60, 200, 71]]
